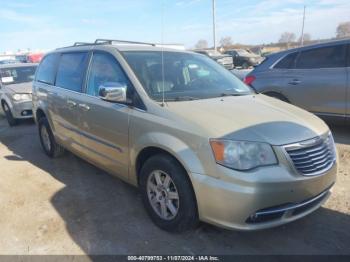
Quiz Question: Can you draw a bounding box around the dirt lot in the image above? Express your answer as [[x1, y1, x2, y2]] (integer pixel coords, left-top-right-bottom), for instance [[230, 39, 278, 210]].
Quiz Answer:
[[0, 111, 349, 255]]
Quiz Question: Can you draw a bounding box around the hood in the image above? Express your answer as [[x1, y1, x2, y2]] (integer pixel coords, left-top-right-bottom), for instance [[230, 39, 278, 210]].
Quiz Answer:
[[4, 82, 32, 94], [166, 94, 329, 145]]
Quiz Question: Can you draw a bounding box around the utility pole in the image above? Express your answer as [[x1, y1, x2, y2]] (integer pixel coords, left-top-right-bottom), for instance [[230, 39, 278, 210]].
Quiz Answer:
[[300, 5, 306, 46], [212, 0, 217, 50]]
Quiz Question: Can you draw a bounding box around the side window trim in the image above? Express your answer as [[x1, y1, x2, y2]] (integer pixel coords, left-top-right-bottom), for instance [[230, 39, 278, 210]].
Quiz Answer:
[[271, 51, 299, 70], [83, 50, 146, 110], [35, 53, 60, 85], [82, 51, 93, 94], [84, 50, 132, 95], [295, 44, 347, 70], [54, 51, 89, 93], [52, 53, 62, 86], [346, 44, 350, 67]]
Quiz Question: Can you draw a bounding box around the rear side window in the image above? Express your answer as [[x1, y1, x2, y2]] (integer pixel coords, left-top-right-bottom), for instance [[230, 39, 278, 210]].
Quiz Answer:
[[296, 45, 346, 69], [36, 53, 60, 84], [274, 52, 298, 69], [56, 52, 88, 92]]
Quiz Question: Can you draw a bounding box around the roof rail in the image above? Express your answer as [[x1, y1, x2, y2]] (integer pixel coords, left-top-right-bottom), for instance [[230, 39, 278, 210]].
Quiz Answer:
[[94, 39, 156, 46], [73, 42, 94, 46]]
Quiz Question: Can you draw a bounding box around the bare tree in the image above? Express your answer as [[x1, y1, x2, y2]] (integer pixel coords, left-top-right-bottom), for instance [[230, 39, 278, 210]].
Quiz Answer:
[[279, 32, 296, 43], [336, 21, 350, 38], [219, 36, 233, 48], [298, 33, 311, 43], [195, 39, 208, 49]]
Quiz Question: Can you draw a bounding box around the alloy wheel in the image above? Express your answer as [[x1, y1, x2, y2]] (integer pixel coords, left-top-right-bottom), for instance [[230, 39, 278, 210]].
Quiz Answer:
[[146, 170, 180, 220]]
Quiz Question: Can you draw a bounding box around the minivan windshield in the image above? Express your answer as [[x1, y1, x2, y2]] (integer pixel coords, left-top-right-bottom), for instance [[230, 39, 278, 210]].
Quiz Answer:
[[0, 66, 37, 85], [122, 51, 252, 101]]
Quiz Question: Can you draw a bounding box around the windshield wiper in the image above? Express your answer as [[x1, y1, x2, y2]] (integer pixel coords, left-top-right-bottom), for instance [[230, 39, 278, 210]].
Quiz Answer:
[[172, 96, 200, 101], [219, 92, 246, 97]]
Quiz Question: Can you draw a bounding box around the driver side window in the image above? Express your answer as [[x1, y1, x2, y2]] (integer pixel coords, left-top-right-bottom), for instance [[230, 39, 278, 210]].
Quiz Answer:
[[86, 52, 129, 97]]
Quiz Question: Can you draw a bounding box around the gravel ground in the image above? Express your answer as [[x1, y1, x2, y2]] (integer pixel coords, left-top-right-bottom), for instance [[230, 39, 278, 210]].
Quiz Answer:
[[0, 111, 349, 255]]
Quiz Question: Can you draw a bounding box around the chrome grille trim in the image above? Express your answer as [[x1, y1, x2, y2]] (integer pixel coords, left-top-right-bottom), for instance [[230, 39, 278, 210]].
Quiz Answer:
[[255, 189, 329, 216], [283, 133, 336, 176]]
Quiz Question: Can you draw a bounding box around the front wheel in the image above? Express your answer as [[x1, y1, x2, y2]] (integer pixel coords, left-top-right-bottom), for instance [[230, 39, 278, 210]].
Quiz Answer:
[[2, 102, 17, 126], [140, 154, 198, 232], [38, 117, 65, 158]]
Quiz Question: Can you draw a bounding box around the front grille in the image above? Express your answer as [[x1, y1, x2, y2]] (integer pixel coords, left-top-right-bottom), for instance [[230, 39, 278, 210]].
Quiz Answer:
[[285, 134, 336, 176]]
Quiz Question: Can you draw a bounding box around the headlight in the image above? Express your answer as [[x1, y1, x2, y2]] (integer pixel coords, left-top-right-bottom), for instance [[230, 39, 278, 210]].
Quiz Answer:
[[12, 94, 31, 101], [210, 139, 277, 170]]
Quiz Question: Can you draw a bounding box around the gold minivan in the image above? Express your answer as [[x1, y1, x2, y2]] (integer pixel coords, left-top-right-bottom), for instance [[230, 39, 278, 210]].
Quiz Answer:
[[32, 39, 337, 232]]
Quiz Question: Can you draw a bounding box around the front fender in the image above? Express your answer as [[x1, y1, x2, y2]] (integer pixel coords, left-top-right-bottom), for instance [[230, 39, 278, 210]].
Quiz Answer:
[[129, 132, 206, 185], [0, 94, 13, 110], [33, 100, 52, 126]]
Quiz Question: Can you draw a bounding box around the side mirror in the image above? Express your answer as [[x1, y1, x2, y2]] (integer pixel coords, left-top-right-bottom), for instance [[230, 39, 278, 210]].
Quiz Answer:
[[98, 82, 130, 103]]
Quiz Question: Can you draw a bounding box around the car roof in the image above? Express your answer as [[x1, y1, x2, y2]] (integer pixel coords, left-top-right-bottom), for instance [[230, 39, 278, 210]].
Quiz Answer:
[[272, 38, 350, 57], [0, 63, 38, 69], [52, 43, 192, 54]]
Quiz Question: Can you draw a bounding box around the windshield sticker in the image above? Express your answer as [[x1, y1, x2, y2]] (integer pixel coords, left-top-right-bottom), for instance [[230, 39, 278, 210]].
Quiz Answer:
[[1, 76, 14, 83]]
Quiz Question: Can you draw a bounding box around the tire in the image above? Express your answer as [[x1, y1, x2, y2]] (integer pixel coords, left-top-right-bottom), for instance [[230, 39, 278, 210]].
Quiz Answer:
[[2, 101, 17, 126], [139, 154, 198, 232], [38, 117, 65, 158]]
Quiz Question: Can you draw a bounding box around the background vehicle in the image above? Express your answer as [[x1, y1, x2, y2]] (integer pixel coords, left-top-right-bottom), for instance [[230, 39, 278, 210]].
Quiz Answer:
[[225, 49, 264, 68], [194, 49, 234, 69], [27, 53, 44, 63], [0, 63, 37, 126], [245, 39, 350, 124], [0, 60, 17, 65], [32, 39, 336, 232]]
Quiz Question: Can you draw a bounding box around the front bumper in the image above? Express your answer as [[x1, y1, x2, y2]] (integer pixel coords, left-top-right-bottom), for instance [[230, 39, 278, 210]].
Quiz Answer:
[[11, 100, 33, 119], [190, 161, 337, 231]]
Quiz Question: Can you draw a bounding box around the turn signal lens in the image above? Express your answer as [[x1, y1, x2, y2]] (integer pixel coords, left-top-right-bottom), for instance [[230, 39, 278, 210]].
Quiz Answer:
[[210, 140, 225, 161]]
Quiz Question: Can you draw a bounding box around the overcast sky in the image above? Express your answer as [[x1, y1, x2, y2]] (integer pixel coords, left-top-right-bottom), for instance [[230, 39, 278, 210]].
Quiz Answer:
[[0, 0, 349, 52]]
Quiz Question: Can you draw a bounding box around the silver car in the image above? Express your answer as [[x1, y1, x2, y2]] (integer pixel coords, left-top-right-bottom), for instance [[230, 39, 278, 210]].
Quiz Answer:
[[245, 39, 350, 124], [0, 63, 37, 126], [32, 39, 337, 232]]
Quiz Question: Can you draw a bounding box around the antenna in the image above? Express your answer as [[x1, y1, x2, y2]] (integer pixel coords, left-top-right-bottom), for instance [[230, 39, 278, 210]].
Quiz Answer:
[[160, 0, 165, 106], [300, 5, 306, 47], [212, 0, 217, 50]]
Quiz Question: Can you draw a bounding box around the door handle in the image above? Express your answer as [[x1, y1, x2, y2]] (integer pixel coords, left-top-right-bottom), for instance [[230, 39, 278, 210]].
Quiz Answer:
[[67, 100, 77, 108], [78, 103, 90, 111], [288, 79, 301, 85]]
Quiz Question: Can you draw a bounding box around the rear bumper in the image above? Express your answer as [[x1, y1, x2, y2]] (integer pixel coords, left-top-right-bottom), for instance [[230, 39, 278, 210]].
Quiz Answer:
[[190, 162, 337, 231]]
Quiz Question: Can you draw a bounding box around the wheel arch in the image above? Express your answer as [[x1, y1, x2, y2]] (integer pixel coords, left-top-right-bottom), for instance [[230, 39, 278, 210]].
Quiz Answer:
[[135, 145, 199, 218], [35, 108, 46, 121], [136, 147, 182, 182], [1, 96, 13, 109], [131, 133, 206, 186], [263, 91, 290, 102]]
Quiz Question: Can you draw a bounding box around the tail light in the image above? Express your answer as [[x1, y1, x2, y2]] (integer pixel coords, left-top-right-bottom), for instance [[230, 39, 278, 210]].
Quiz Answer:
[[244, 75, 256, 86]]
